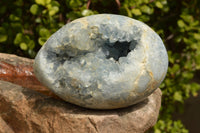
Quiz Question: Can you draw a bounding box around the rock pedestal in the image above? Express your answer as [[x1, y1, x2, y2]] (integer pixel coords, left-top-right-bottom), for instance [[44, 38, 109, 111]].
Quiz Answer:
[[0, 53, 162, 133]]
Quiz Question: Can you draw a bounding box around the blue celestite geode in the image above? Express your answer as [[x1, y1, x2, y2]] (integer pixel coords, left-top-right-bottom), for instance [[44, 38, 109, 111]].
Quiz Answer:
[[34, 14, 168, 109]]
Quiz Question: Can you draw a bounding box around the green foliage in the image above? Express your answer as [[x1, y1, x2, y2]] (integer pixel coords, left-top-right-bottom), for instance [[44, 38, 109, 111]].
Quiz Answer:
[[0, 27, 8, 42], [154, 120, 188, 133], [1, 0, 200, 132]]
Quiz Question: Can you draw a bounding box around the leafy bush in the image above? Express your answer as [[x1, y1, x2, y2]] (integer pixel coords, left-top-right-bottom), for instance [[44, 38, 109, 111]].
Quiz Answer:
[[1, 0, 200, 132]]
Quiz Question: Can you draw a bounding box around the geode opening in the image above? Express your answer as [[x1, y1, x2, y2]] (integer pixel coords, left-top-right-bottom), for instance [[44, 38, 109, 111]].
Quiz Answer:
[[103, 41, 132, 61], [34, 14, 168, 109]]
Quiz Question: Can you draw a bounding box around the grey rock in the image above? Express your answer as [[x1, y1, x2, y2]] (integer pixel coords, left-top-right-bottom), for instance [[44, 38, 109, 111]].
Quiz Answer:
[[0, 80, 162, 133], [34, 14, 168, 109]]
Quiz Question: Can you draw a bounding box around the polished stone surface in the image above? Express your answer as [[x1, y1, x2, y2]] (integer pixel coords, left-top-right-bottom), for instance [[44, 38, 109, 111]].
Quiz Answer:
[[34, 14, 168, 109]]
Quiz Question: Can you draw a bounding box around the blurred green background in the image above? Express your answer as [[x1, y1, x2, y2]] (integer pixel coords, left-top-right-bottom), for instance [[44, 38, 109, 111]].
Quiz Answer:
[[0, 0, 200, 132]]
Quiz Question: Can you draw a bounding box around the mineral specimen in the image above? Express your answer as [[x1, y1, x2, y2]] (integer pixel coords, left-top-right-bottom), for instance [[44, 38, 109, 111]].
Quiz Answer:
[[34, 14, 168, 109]]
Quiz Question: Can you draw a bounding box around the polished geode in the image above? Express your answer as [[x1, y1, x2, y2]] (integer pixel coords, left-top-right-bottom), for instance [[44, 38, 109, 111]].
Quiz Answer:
[[34, 14, 168, 109]]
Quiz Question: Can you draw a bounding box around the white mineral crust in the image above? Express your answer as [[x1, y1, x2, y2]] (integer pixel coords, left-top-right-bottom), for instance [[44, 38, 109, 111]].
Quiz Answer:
[[34, 14, 168, 109]]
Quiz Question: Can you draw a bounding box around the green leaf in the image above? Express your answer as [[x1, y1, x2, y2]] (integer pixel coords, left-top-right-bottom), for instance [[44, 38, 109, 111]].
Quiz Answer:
[[182, 72, 193, 80], [171, 64, 180, 73], [193, 33, 200, 40], [0, 34, 7, 42], [20, 42, 28, 50], [30, 4, 39, 15], [155, 1, 163, 9], [177, 20, 186, 28], [140, 5, 153, 14], [82, 9, 94, 16], [14, 33, 23, 44], [48, 6, 59, 16], [9, 14, 20, 21], [66, 11, 81, 20], [143, 0, 149, 4], [173, 91, 183, 102], [168, 51, 175, 63], [138, 15, 150, 22], [69, 0, 82, 8], [190, 83, 200, 96], [190, 20, 199, 27], [131, 8, 142, 16], [51, 1, 60, 7], [38, 37, 47, 45], [42, 9, 48, 14], [163, 6, 169, 12], [155, 129, 161, 133], [174, 36, 182, 43], [183, 37, 193, 45], [39, 28, 50, 37], [24, 35, 31, 43], [159, 82, 165, 88], [28, 40, 35, 50], [28, 49, 36, 58], [35, 0, 51, 6], [181, 14, 193, 23], [0, 27, 7, 42], [35, 18, 41, 23], [124, 5, 132, 17]]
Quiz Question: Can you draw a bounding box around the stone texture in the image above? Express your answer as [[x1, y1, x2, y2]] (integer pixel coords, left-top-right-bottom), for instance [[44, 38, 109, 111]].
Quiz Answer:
[[0, 53, 162, 133], [0, 53, 59, 99], [34, 14, 168, 109], [0, 80, 162, 133]]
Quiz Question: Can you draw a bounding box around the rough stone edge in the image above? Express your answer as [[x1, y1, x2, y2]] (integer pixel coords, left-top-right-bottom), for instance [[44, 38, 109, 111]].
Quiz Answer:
[[0, 53, 34, 65], [0, 80, 162, 133]]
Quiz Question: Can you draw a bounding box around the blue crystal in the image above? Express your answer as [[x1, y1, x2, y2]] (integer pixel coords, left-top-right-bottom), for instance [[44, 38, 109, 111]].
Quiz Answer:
[[34, 14, 168, 109]]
